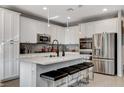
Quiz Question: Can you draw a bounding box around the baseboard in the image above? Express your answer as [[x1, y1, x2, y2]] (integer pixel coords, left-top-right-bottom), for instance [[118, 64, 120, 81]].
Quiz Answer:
[[0, 75, 19, 82]]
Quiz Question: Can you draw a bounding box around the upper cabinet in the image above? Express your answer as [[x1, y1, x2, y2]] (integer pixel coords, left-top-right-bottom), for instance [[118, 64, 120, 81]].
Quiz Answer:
[[64, 25, 80, 44], [80, 18, 117, 38], [20, 17, 37, 43], [80, 22, 95, 38], [50, 24, 65, 44], [85, 22, 95, 38], [20, 17, 65, 44], [94, 18, 117, 33]]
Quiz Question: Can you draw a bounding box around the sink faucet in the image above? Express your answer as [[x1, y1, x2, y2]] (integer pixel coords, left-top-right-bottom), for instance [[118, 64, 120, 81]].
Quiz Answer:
[[51, 39, 59, 57]]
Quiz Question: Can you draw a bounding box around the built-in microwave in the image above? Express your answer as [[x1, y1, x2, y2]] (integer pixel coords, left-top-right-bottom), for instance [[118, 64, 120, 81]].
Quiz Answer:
[[80, 38, 92, 49], [37, 34, 51, 43]]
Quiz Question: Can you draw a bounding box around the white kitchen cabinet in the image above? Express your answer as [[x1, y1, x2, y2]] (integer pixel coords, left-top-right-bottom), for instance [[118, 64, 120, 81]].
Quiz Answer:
[[85, 22, 95, 38], [80, 18, 117, 38], [79, 24, 85, 38], [20, 17, 65, 44], [56, 26, 65, 44], [47, 24, 56, 43], [20, 62, 36, 87], [64, 25, 80, 44], [20, 17, 38, 43], [80, 22, 95, 38], [50, 24, 65, 44], [0, 8, 20, 81], [0, 8, 4, 81], [94, 18, 117, 33], [36, 21, 46, 35], [64, 28, 71, 44]]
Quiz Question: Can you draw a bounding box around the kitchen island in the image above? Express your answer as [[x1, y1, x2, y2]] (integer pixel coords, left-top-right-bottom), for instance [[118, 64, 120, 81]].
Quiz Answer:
[[19, 52, 84, 87]]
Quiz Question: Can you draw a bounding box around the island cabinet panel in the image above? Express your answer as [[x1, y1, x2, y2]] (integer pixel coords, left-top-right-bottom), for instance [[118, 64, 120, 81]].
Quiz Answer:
[[20, 62, 36, 87], [20, 55, 83, 87]]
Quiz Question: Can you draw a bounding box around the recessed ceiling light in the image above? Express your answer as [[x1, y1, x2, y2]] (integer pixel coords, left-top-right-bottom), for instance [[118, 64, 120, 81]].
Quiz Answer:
[[43, 6, 47, 10], [103, 8, 108, 12], [67, 16, 71, 19]]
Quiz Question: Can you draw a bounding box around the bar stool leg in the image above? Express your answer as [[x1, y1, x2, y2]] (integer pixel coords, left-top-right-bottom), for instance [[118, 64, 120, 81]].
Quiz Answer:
[[89, 67, 94, 81], [53, 81, 55, 87]]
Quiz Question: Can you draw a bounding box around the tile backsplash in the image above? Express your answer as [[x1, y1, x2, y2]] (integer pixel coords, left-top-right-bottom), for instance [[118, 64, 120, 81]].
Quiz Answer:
[[20, 43, 79, 54]]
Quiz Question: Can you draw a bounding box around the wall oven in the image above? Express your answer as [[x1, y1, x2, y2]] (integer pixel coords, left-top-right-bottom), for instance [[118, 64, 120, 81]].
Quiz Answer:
[[80, 38, 92, 49], [37, 34, 51, 44], [80, 38, 93, 62]]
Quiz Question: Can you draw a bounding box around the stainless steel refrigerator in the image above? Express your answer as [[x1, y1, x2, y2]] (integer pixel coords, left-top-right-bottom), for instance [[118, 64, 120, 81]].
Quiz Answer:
[[92, 33, 117, 75]]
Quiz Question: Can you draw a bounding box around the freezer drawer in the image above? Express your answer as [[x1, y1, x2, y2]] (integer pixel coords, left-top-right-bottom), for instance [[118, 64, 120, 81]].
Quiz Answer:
[[93, 59, 115, 75]]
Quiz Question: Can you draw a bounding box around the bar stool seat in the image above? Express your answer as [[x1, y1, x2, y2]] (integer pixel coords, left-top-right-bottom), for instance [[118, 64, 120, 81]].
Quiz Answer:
[[57, 67, 80, 75], [57, 67, 80, 86], [40, 70, 68, 87], [80, 62, 94, 68], [70, 64, 88, 70], [40, 70, 68, 81]]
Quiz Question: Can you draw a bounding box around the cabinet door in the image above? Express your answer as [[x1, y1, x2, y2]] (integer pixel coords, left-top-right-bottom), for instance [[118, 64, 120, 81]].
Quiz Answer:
[[20, 62, 36, 87], [73, 26, 80, 44], [79, 24, 86, 38], [50, 24, 57, 42], [36, 21, 46, 34], [0, 8, 4, 80], [4, 10, 12, 79], [57, 27, 65, 44], [11, 12, 20, 76], [85, 22, 94, 38], [20, 17, 37, 43], [68, 26, 80, 44], [55, 26, 65, 44], [64, 28, 71, 44], [4, 10, 20, 79], [94, 18, 117, 33]]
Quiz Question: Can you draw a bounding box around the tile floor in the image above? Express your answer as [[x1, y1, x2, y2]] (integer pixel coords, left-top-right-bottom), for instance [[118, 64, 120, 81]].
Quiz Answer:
[[1, 73, 124, 87]]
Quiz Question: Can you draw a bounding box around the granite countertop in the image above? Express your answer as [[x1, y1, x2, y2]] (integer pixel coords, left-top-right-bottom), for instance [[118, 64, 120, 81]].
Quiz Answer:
[[19, 52, 83, 65], [20, 55, 83, 65], [19, 52, 80, 58]]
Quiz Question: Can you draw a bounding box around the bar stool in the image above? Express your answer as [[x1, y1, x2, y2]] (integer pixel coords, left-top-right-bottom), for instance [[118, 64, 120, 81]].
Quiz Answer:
[[82, 62, 94, 80], [70, 64, 89, 86], [57, 67, 80, 87], [40, 70, 68, 87]]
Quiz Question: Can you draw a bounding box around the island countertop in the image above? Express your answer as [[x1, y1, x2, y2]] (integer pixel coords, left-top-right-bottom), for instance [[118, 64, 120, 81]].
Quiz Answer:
[[19, 54, 84, 65]]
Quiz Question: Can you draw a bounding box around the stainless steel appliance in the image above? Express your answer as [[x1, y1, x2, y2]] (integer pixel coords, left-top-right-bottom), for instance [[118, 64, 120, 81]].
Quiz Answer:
[[92, 33, 117, 75], [80, 38, 92, 49], [80, 38, 92, 62], [37, 34, 51, 43]]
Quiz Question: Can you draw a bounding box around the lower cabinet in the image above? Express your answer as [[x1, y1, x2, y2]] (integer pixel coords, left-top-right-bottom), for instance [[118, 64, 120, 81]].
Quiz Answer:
[[3, 42, 19, 80]]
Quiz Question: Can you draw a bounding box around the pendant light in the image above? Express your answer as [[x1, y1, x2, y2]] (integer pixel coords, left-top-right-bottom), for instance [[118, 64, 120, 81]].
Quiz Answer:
[[47, 8, 50, 27], [66, 16, 71, 31]]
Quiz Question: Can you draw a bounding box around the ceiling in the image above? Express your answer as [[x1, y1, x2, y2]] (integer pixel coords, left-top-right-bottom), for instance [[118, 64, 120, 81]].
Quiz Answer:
[[1, 5, 124, 26]]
